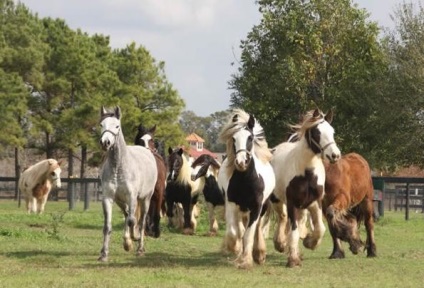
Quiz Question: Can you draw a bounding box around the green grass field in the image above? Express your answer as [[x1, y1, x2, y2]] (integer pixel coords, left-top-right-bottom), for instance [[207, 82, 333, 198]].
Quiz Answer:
[[0, 200, 423, 288]]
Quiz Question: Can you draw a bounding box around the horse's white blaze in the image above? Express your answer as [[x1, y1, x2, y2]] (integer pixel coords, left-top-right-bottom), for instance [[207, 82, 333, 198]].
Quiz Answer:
[[52, 167, 62, 188], [140, 134, 152, 148], [316, 121, 341, 162], [233, 129, 252, 171]]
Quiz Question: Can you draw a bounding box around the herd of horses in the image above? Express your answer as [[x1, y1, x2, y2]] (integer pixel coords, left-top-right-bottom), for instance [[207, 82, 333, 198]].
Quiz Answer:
[[19, 105, 377, 269]]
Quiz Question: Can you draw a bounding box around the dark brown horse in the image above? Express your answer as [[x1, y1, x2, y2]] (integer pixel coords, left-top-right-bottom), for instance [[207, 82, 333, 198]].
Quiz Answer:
[[323, 152, 377, 259], [134, 124, 167, 238]]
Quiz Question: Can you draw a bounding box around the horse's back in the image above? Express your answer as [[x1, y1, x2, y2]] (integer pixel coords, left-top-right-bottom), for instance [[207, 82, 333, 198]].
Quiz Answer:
[[127, 145, 158, 191]]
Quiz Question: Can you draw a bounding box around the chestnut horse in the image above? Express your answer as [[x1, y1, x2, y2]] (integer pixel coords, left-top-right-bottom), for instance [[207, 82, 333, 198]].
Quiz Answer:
[[19, 159, 62, 214], [134, 124, 167, 238], [323, 152, 377, 259]]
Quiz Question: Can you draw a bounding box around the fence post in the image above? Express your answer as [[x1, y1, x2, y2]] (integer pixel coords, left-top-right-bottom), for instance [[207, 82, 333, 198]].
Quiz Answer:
[[372, 178, 385, 218], [405, 182, 410, 220], [68, 178, 75, 211], [84, 182, 89, 210]]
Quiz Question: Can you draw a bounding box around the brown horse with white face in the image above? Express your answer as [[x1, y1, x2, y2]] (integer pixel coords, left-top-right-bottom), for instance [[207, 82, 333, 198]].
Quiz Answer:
[[19, 159, 62, 214], [323, 152, 377, 259]]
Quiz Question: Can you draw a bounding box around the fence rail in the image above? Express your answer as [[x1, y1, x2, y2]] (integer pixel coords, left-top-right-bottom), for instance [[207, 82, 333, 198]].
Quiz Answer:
[[0, 176, 101, 211]]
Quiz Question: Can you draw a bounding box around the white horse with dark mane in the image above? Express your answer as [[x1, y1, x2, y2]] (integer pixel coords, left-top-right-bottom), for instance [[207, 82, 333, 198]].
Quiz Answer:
[[218, 109, 275, 269], [98, 106, 157, 262]]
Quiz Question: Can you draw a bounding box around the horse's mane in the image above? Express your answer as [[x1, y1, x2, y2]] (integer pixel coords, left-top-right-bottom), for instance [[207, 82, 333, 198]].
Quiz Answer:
[[175, 152, 192, 186], [219, 109, 272, 165], [288, 109, 326, 140], [22, 159, 59, 183]]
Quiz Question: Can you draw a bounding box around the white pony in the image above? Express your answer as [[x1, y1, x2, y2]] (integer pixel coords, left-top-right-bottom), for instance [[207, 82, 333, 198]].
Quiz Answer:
[[218, 109, 275, 269], [19, 159, 62, 214], [271, 108, 341, 267], [98, 106, 158, 261]]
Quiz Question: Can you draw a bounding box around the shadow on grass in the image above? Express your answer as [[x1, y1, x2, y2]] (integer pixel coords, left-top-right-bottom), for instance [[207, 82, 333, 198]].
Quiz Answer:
[[83, 250, 231, 269], [3, 250, 71, 259]]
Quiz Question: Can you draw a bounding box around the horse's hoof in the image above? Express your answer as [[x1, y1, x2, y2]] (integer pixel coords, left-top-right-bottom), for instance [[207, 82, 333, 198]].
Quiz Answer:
[[98, 256, 108, 262], [236, 259, 253, 269], [206, 231, 217, 237], [273, 240, 286, 253], [136, 250, 145, 257], [182, 228, 194, 235], [329, 250, 345, 259], [253, 249, 266, 265], [349, 239, 363, 255], [123, 240, 133, 252], [303, 234, 319, 250], [286, 257, 302, 268]]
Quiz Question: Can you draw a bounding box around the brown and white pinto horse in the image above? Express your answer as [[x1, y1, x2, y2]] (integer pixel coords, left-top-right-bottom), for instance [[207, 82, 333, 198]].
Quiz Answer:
[[134, 123, 167, 238], [323, 152, 377, 259], [191, 154, 224, 236], [218, 109, 275, 269], [19, 159, 62, 214], [271, 108, 341, 267]]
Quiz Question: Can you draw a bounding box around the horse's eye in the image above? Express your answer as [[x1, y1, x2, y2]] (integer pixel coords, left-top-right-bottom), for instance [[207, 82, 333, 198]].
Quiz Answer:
[[51, 172, 55, 176], [116, 125, 119, 129]]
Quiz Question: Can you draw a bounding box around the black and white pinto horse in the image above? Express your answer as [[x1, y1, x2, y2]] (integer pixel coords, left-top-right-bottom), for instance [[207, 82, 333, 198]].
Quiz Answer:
[[166, 147, 203, 235], [218, 109, 275, 269], [191, 154, 224, 236], [270, 108, 341, 267], [98, 106, 158, 261]]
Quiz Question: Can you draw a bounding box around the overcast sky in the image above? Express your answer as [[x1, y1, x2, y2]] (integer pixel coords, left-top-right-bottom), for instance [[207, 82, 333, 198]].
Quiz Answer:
[[17, 0, 410, 116]]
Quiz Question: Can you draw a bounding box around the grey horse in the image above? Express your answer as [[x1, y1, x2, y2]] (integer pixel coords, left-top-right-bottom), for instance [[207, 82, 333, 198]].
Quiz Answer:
[[98, 106, 158, 261]]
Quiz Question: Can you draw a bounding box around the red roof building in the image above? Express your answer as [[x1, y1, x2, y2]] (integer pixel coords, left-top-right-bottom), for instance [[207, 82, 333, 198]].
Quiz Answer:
[[185, 133, 217, 159]]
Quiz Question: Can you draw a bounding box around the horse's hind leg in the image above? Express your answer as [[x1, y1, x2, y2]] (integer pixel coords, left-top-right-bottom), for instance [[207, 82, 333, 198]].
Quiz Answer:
[[206, 202, 218, 236], [363, 199, 377, 257], [135, 198, 150, 256], [98, 198, 113, 261]]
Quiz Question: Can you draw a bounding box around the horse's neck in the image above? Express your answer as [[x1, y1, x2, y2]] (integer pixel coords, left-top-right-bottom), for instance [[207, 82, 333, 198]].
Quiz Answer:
[[294, 138, 322, 167], [106, 133, 128, 171]]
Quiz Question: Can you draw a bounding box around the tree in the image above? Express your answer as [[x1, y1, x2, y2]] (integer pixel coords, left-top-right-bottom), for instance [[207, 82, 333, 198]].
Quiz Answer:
[[375, 1, 424, 170], [229, 0, 389, 168]]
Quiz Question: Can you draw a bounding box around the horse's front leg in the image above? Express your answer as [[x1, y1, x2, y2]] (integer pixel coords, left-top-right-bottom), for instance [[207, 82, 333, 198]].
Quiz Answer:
[[236, 210, 260, 269], [222, 202, 242, 256], [253, 212, 267, 265], [38, 194, 49, 214], [182, 198, 193, 235], [327, 220, 345, 259], [303, 201, 326, 250], [287, 205, 302, 268], [272, 201, 288, 253], [98, 198, 113, 262]]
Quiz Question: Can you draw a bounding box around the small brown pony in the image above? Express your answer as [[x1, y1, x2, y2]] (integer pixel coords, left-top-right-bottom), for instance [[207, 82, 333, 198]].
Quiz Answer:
[[18, 159, 62, 214], [323, 152, 377, 259], [134, 124, 167, 238]]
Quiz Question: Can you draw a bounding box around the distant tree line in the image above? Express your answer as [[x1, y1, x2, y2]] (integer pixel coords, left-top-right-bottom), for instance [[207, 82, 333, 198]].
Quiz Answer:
[[230, 0, 424, 172]]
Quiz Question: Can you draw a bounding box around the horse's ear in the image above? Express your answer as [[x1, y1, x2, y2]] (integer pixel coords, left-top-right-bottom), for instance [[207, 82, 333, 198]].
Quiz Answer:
[[177, 148, 184, 156], [149, 125, 157, 134], [247, 114, 255, 130], [312, 109, 320, 118], [168, 147, 173, 155], [58, 160, 63, 166], [115, 106, 121, 119], [101, 106, 107, 116], [325, 109, 334, 124], [47, 159, 54, 165]]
